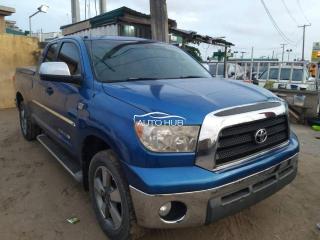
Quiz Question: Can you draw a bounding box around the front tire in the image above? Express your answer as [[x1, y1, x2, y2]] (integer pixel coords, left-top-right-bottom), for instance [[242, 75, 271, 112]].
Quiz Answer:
[[89, 150, 142, 240], [18, 102, 40, 141]]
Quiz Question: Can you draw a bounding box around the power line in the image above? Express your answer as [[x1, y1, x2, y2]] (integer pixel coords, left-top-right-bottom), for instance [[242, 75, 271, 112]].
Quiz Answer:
[[260, 0, 293, 43], [281, 0, 299, 25], [296, 0, 311, 24]]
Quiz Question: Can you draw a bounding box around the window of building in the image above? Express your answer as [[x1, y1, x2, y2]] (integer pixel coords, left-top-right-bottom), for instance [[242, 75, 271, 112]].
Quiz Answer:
[[123, 25, 136, 37]]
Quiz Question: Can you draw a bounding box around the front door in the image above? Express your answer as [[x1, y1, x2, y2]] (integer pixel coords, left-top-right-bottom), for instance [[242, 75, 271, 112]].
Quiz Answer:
[[32, 42, 60, 134], [42, 41, 85, 154]]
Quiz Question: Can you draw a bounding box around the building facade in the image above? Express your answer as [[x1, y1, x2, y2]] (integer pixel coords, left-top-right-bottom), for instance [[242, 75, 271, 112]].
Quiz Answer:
[[61, 7, 177, 40]]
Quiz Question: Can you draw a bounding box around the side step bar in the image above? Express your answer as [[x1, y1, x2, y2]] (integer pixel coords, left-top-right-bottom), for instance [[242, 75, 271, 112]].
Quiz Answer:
[[37, 134, 83, 182]]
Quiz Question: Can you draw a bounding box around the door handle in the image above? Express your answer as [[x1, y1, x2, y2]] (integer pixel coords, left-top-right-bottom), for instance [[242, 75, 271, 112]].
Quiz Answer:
[[46, 87, 54, 95]]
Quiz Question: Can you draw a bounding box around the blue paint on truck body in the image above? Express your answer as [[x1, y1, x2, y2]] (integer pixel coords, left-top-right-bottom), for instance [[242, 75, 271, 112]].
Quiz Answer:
[[15, 35, 299, 196]]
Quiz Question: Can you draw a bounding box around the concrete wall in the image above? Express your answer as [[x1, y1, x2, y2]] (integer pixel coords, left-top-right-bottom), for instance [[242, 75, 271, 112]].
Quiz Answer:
[[0, 16, 5, 33], [0, 34, 40, 109], [271, 88, 319, 118]]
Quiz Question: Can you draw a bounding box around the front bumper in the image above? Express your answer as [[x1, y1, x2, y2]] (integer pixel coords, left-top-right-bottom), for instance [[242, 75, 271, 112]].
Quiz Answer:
[[130, 153, 298, 229]]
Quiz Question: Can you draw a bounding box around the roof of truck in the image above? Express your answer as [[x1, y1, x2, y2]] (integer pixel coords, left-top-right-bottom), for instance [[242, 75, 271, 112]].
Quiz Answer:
[[55, 35, 153, 43], [81, 35, 149, 41]]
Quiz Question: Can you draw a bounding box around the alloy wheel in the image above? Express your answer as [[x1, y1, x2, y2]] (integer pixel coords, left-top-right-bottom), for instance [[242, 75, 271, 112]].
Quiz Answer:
[[94, 166, 123, 229]]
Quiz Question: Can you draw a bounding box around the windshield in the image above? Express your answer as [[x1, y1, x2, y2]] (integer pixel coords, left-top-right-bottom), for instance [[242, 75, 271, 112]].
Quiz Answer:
[[86, 40, 211, 82]]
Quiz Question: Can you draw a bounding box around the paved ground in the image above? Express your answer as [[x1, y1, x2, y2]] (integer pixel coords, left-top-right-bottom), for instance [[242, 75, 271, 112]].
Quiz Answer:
[[0, 108, 319, 240]]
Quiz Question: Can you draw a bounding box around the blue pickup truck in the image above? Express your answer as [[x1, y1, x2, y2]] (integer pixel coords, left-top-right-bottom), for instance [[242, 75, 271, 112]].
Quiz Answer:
[[15, 36, 299, 240]]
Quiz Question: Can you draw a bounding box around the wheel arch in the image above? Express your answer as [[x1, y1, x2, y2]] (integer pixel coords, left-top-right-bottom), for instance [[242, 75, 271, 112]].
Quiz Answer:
[[81, 134, 111, 190], [16, 92, 24, 109]]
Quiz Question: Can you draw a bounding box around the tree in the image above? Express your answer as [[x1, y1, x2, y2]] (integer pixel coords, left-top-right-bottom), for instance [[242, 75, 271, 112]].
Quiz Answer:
[[183, 45, 202, 62]]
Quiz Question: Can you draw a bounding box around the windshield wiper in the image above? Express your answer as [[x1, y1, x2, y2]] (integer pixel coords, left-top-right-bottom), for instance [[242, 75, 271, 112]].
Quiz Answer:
[[120, 76, 204, 82], [177, 75, 204, 79], [124, 77, 160, 81]]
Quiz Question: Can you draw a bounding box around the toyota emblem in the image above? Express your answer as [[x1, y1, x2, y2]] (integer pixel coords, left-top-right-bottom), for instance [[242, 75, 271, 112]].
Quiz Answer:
[[254, 128, 268, 144]]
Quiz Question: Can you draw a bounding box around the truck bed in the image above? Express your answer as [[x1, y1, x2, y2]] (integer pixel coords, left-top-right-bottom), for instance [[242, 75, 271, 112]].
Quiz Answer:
[[16, 66, 36, 75], [15, 66, 37, 102]]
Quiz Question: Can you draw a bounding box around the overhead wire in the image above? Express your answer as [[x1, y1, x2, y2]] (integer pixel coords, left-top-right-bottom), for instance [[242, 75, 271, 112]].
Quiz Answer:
[[281, 0, 299, 25], [260, 0, 293, 43], [296, 0, 311, 24]]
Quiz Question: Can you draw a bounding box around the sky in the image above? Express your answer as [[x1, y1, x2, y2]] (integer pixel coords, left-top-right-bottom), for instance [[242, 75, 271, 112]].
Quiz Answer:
[[1, 0, 319, 60]]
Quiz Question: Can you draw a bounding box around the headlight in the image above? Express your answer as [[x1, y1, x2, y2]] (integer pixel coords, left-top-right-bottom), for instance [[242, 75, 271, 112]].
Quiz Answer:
[[135, 123, 200, 152]]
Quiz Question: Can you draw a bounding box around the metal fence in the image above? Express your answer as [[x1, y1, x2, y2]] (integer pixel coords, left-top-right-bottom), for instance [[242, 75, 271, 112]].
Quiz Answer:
[[204, 61, 309, 81]]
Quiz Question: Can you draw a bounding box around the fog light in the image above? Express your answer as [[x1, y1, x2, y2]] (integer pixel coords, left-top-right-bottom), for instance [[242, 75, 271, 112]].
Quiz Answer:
[[158, 201, 187, 223], [159, 202, 171, 217]]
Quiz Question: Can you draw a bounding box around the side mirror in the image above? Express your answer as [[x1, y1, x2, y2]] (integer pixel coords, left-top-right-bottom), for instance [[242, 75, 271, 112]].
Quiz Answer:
[[39, 62, 82, 84]]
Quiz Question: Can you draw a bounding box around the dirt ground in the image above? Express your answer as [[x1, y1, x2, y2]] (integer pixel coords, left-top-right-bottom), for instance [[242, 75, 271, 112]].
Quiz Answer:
[[0, 108, 319, 240]]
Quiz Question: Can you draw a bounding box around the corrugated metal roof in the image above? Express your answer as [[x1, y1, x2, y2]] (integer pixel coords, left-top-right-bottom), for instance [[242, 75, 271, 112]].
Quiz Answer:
[[61, 6, 176, 29]]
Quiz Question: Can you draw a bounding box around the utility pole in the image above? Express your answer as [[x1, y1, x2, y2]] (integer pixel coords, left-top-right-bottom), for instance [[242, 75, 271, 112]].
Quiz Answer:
[[71, 0, 80, 23], [272, 50, 275, 59], [224, 46, 228, 78], [99, 0, 106, 14], [240, 51, 246, 59], [298, 24, 311, 61], [150, 0, 169, 43], [250, 47, 254, 80], [280, 43, 287, 62]]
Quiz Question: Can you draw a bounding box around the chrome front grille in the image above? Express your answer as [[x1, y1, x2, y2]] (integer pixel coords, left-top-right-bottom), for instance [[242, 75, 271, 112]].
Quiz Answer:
[[195, 101, 289, 171], [215, 115, 289, 166]]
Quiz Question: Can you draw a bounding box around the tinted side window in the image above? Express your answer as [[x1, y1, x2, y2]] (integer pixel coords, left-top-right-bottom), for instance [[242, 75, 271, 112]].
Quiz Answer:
[[280, 68, 290, 80], [209, 64, 217, 75], [259, 70, 268, 79], [269, 69, 279, 79], [44, 43, 58, 62], [292, 69, 303, 81], [217, 64, 224, 75], [57, 42, 81, 75]]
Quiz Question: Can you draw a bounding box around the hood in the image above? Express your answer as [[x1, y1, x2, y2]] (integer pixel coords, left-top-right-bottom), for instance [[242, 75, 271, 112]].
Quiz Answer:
[[102, 78, 278, 124]]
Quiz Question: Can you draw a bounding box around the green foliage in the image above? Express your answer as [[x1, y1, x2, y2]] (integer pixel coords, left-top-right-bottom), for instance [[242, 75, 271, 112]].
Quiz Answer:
[[183, 45, 202, 62]]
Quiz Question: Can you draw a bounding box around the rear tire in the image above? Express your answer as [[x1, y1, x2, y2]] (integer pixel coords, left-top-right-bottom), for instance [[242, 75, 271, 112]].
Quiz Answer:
[[18, 102, 41, 141], [89, 150, 143, 240]]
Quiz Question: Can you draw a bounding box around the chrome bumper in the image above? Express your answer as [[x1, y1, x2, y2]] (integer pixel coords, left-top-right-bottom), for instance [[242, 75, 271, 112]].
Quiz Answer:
[[129, 154, 298, 229]]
